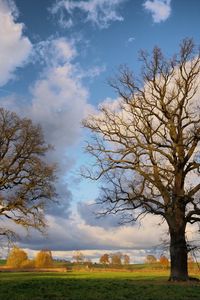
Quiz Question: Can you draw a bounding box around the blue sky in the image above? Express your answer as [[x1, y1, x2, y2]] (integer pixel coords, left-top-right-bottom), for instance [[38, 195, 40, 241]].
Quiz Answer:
[[1, 0, 200, 262]]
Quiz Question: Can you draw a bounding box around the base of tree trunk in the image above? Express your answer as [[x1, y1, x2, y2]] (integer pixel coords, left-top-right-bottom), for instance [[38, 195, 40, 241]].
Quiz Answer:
[[168, 276, 200, 282]]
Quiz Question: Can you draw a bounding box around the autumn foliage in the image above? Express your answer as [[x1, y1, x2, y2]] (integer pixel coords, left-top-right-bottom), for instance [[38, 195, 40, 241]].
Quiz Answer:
[[35, 250, 53, 268], [99, 253, 110, 264], [6, 246, 28, 268], [6, 247, 55, 269], [99, 253, 130, 265], [159, 255, 169, 269]]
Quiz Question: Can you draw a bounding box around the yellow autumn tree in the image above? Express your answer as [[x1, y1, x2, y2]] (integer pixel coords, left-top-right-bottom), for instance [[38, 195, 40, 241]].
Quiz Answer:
[[35, 250, 53, 268], [20, 259, 35, 269], [6, 246, 28, 268]]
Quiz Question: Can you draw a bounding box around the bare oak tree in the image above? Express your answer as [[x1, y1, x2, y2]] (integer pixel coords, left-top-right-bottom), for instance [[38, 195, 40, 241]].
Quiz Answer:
[[0, 108, 55, 244], [83, 39, 200, 281]]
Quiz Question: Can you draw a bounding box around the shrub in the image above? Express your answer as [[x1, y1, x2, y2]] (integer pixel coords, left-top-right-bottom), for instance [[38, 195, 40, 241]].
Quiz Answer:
[[20, 259, 35, 269]]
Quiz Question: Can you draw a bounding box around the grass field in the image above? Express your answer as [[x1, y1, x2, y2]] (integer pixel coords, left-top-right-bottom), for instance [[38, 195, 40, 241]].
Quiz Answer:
[[0, 270, 199, 300]]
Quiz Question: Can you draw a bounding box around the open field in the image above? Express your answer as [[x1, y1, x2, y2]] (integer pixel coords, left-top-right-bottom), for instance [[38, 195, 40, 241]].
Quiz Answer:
[[0, 270, 200, 300]]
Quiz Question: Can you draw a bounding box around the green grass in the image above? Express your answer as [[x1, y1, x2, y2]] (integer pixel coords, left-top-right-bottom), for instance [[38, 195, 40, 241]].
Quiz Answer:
[[0, 259, 6, 265], [0, 270, 199, 300]]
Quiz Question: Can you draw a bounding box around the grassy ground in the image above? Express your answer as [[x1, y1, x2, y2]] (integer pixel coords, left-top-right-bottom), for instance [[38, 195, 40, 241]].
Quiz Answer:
[[0, 270, 199, 300]]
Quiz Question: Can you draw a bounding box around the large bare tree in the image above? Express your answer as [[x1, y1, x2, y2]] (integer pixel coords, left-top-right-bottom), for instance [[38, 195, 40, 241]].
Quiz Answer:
[[83, 39, 200, 281], [0, 108, 56, 244]]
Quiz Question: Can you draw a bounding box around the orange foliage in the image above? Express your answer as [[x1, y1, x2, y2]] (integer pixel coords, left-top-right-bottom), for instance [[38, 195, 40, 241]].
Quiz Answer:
[[159, 255, 169, 268], [20, 259, 35, 269], [188, 255, 195, 271], [6, 246, 28, 268], [99, 253, 110, 264], [35, 250, 53, 268]]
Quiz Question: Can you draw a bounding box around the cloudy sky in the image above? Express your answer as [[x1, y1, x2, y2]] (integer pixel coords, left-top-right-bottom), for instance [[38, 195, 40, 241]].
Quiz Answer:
[[1, 0, 200, 262]]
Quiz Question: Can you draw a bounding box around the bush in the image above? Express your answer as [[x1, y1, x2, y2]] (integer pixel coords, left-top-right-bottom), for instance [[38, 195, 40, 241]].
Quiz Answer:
[[20, 259, 35, 269], [35, 250, 53, 268], [6, 247, 28, 268]]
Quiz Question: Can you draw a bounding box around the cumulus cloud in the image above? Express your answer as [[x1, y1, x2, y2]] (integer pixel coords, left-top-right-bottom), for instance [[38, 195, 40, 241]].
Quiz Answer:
[[30, 39, 89, 154], [0, 37, 93, 219], [19, 213, 166, 250], [127, 37, 135, 43], [50, 0, 126, 29], [77, 201, 124, 229], [0, 0, 32, 86], [143, 0, 171, 23], [17, 208, 200, 262]]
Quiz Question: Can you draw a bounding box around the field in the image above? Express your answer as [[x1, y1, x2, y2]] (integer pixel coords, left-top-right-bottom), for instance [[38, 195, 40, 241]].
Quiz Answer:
[[0, 270, 200, 300]]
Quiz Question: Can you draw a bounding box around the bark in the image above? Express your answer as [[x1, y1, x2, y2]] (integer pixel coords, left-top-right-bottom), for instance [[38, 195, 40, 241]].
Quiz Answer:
[[169, 222, 188, 281]]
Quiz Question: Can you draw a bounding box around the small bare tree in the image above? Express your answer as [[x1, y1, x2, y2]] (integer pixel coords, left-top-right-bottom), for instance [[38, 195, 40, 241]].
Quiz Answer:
[[145, 255, 157, 264], [83, 39, 200, 281], [123, 254, 130, 265], [99, 253, 110, 264], [0, 108, 56, 244], [110, 252, 122, 265], [72, 251, 85, 263]]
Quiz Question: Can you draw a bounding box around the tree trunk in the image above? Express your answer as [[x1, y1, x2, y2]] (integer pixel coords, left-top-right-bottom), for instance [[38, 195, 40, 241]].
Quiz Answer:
[[169, 225, 188, 281]]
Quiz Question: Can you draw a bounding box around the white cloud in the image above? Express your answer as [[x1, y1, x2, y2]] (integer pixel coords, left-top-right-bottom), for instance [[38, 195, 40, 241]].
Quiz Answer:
[[0, 37, 93, 219], [50, 0, 126, 29], [143, 0, 171, 23], [0, 0, 32, 86], [127, 37, 135, 43], [19, 212, 168, 255]]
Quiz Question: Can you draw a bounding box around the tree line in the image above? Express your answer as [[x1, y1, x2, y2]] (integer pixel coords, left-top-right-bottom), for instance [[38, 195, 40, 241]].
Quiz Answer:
[[6, 247, 196, 271]]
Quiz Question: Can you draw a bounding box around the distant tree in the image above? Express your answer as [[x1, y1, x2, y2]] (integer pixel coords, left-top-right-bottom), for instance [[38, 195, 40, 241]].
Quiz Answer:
[[6, 246, 28, 268], [159, 255, 169, 269], [188, 255, 195, 271], [99, 253, 110, 264], [73, 251, 85, 263], [84, 258, 93, 268], [123, 254, 130, 265], [35, 250, 53, 268], [145, 255, 157, 264], [0, 108, 56, 244], [111, 253, 122, 265]]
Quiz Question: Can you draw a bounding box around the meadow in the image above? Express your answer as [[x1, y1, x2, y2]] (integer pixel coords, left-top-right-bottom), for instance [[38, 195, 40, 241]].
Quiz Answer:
[[0, 269, 199, 300]]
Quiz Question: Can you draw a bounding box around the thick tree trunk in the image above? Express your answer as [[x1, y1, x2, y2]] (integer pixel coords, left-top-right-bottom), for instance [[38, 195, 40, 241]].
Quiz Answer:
[[169, 226, 188, 281]]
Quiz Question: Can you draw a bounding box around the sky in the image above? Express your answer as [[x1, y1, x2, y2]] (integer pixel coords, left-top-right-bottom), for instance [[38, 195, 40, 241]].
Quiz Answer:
[[0, 0, 200, 262]]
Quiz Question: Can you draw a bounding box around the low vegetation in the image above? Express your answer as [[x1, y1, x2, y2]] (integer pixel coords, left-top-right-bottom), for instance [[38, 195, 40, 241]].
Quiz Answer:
[[1, 251, 200, 299], [0, 270, 199, 300]]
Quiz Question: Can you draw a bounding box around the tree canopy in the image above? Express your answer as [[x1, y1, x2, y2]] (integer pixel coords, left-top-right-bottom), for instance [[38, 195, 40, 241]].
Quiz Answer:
[[0, 108, 56, 244], [35, 250, 53, 268], [6, 246, 28, 268]]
